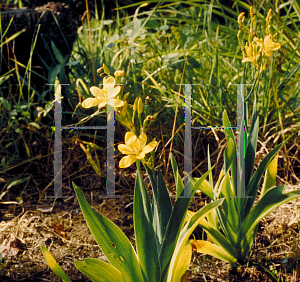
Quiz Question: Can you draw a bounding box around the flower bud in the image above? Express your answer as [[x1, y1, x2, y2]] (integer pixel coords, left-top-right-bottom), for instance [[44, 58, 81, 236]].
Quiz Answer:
[[103, 63, 110, 75], [122, 101, 128, 117], [97, 67, 104, 73], [138, 98, 143, 114], [123, 92, 130, 101], [237, 12, 245, 24], [114, 70, 125, 77], [133, 97, 138, 111], [266, 9, 272, 24]]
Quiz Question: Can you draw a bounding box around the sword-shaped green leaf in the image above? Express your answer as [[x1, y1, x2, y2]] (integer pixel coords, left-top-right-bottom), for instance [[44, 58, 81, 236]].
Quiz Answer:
[[171, 154, 185, 198], [167, 199, 225, 281], [73, 183, 144, 282], [41, 246, 72, 282], [75, 258, 126, 282], [134, 161, 160, 282], [242, 136, 292, 219]]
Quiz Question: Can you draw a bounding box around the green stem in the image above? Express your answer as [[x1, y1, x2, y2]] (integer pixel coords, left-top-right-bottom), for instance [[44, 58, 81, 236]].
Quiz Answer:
[[136, 159, 141, 174]]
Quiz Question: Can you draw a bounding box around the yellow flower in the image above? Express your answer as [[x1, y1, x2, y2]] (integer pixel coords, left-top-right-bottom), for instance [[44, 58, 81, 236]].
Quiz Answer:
[[263, 35, 281, 57], [118, 132, 157, 168], [114, 70, 125, 76], [254, 36, 280, 57], [82, 76, 124, 110], [242, 42, 257, 65]]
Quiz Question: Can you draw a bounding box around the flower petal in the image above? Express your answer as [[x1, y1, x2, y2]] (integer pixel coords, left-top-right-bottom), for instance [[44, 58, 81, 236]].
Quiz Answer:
[[264, 36, 272, 46], [119, 155, 136, 168], [82, 98, 101, 108], [97, 101, 108, 109], [264, 36, 281, 57], [136, 133, 147, 150], [140, 141, 157, 155], [105, 76, 115, 84], [114, 86, 121, 96], [125, 132, 137, 145], [106, 84, 115, 99], [253, 37, 263, 45], [242, 58, 253, 63], [118, 144, 135, 155], [136, 152, 145, 160], [90, 86, 105, 99], [108, 99, 124, 108]]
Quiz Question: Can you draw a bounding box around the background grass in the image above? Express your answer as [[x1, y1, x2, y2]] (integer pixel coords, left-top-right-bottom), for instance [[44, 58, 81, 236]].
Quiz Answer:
[[0, 0, 299, 199]]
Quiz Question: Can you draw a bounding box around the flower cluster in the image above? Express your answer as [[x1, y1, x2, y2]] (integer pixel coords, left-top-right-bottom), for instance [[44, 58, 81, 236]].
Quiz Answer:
[[81, 63, 158, 169], [237, 7, 281, 72]]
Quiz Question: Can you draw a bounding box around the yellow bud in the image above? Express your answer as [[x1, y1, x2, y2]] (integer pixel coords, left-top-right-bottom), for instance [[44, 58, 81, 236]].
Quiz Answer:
[[114, 70, 125, 76], [133, 97, 138, 111], [103, 63, 110, 75], [97, 67, 104, 73], [122, 101, 128, 117], [123, 92, 130, 100], [250, 6, 253, 16], [138, 98, 143, 114], [266, 9, 272, 24], [237, 12, 245, 24]]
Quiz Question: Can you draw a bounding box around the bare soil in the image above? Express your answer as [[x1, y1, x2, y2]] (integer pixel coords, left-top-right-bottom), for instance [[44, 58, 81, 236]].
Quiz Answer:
[[0, 130, 299, 281], [0, 181, 299, 282]]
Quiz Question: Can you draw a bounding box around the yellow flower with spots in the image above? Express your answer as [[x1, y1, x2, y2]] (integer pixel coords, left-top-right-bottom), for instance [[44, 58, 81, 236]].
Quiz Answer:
[[118, 132, 157, 168], [82, 76, 124, 110]]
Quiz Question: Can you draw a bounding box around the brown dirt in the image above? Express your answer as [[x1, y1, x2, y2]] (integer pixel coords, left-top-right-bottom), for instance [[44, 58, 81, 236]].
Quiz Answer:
[[0, 129, 299, 281], [0, 181, 299, 282]]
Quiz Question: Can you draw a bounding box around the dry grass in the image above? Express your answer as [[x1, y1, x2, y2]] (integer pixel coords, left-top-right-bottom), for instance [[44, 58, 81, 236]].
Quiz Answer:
[[0, 130, 299, 281]]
